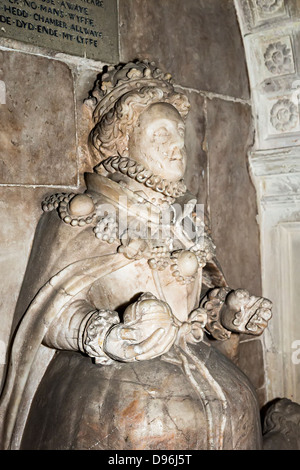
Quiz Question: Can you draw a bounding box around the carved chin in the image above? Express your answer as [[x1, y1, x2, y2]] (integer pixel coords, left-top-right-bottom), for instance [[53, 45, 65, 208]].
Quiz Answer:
[[165, 160, 186, 181]]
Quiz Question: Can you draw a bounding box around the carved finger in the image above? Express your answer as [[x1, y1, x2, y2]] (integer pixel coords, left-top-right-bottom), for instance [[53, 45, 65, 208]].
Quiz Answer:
[[247, 309, 271, 333], [254, 317, 268, 329], [134, 328, 165, 358], [120, 328, 166, 361], [235, 289, 250, 301], [135, 328, 178, 360], [120, 327, 137, 341], [261, 299, 272, 309], [258, 307, 272, 321], [244, 297, 265, 319]]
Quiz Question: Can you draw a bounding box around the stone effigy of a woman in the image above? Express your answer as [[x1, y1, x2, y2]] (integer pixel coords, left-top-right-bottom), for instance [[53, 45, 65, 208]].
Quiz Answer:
[[0, 60, 272, 450]]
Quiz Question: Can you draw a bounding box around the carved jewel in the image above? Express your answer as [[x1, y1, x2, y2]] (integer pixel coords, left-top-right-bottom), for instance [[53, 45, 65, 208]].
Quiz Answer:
[[170, 250, 199, 285], [95, 155, 187, 200], [42, 193, 96, 226], [86, 60, 175, 122], [169, 245, 213, 286]]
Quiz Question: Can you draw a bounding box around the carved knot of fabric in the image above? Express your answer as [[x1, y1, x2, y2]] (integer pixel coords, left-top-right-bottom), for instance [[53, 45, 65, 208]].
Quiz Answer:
[[82, 309, 120, 365], [175, 308, 208, 345], [95, 155, 187, 200], [162, 306, 228, 450]]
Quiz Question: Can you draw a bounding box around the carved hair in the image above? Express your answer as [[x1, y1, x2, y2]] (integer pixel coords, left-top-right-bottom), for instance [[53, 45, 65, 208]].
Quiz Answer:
[[89, 85, 190, 162]]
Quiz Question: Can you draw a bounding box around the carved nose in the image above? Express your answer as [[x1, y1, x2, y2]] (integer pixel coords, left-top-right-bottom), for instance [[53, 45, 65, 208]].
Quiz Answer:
[[172, 136, 184, 149]]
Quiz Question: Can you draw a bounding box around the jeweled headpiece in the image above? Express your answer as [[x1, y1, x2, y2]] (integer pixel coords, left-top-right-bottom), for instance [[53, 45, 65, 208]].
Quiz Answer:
[[86, 60, 183, 123], [87, 60, 189, 122]]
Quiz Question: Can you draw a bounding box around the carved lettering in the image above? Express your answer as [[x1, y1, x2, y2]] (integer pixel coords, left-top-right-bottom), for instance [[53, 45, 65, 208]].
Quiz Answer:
[[0, 15, 12, 25], [0, 0, 118, 61], [3, 5, 29, 17]]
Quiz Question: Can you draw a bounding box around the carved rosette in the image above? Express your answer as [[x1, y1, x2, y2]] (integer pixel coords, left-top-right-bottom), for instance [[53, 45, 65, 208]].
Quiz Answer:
[[256, 0, 284, 13], [264, 42, 293, 75], [270, 99, 299, 132]]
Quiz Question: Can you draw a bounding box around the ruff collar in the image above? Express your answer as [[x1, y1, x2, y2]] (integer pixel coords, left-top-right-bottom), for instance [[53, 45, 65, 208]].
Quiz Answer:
[[95, 156, 187, 200]]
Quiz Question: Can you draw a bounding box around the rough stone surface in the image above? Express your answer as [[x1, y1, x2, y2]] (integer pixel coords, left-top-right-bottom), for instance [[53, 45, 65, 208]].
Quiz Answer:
[[74, 67, 104, 189], [183, 91, 208, 206], [237, 338, 265, 390], [206, 98, 261, 296], [0, 50, 77, 185], [0, 186, 54, 383], [119, 0, 250, 99]]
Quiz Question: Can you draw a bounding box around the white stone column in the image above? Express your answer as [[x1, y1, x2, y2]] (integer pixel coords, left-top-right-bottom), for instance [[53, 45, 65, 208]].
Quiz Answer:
[[235, 0, 300, 403]]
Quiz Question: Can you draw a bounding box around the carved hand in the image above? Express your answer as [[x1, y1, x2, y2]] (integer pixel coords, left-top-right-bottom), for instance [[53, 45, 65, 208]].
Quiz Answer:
[[104, 293, 178, 362], [220, 289, 272, 335]]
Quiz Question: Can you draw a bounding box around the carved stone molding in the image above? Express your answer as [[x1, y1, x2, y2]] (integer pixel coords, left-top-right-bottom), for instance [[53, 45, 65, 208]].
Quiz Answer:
[[256, 0, 284, 13], [236, 0, 290, 34], [249, 147, 300, 402], [254, 0, 286, 19], [236, 0, 300, 408], [235, 29, 299, 147]]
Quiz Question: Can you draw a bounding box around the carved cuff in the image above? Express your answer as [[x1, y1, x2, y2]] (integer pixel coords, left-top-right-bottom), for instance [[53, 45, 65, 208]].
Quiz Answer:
[[200, 287, 232, 341], [80, 309, 120, 365]]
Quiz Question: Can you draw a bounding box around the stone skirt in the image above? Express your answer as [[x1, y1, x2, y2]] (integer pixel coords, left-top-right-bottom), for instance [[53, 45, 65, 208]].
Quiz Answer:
[[20, 342, 263, 450]]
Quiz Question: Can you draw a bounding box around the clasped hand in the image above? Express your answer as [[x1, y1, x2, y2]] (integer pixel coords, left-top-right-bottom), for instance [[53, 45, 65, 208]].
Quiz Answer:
[[103, 293, 178, 362], [220, 289, 272, 335]]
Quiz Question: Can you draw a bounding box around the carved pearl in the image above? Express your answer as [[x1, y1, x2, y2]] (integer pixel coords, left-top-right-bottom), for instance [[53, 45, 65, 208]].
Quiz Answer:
[[68, 194, 95, 216], [176, 251, 199, 277]]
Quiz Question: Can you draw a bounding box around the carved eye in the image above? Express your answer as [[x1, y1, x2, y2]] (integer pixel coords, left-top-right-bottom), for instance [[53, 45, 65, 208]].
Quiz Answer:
[[152, 127, 169, 143], [178, 125, 185, 137]]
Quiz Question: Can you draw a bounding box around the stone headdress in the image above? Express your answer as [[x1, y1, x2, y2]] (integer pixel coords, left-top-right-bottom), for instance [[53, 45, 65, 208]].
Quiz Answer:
[[86, 60, 190, 162]]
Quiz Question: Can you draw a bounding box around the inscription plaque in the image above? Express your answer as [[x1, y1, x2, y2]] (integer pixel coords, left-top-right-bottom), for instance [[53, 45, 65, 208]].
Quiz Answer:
[[0, 0, 118, 62]]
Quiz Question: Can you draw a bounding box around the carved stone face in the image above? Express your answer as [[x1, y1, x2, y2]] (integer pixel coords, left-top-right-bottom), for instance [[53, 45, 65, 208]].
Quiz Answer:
[[127, 102, 187, 182]]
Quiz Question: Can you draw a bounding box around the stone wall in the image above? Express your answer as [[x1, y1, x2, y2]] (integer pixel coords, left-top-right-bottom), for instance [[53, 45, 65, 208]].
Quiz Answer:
[[0, 0, 265, 404]]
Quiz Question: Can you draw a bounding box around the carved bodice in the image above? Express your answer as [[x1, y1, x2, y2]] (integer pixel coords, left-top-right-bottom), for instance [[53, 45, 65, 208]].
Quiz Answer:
[[32, 172, 213, 326], [87, 256, 201, 324]]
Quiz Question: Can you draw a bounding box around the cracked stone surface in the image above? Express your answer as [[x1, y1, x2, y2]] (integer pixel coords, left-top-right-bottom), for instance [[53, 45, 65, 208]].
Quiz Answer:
[[20, 345, 262, 450]]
